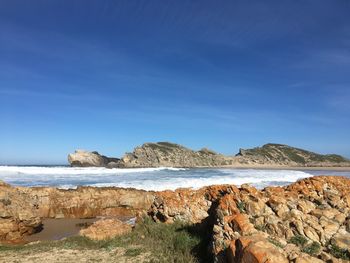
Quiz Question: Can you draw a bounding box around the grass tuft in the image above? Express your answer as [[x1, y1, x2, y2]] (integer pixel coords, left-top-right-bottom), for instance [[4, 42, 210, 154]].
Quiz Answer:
[[302, 241, 320, 256], [124, 247, 142, 257], [289, 235, 308, 247], [329, 244, 350, 260], [236, 201, 246, 213], [268, 237, 284, 248]]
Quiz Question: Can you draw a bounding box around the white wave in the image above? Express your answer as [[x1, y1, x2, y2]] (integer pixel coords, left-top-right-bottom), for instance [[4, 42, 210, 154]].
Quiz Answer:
[[90, 170, 312, 191], [0, 166, 186, 175], [0, 165, 340, 191]]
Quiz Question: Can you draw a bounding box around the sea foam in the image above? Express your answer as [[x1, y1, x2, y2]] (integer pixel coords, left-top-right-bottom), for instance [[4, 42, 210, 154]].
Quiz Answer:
[[0, 165, 322, 191]]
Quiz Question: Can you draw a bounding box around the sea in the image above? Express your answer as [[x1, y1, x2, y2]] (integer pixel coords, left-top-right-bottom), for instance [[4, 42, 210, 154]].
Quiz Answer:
[[0, 166, 350, 191]]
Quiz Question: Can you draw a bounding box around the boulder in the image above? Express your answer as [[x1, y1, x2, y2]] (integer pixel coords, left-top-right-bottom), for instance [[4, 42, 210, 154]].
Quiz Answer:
[[0, 181, 42, 242], [79, 218, 132, 240], [229, 214, 257, 236], [229, 235, 288, 263], [210, 176, 350, 262]]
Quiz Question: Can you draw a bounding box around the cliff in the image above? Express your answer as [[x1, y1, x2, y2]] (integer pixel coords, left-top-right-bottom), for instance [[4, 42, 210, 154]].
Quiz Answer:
[[68, 142, 350, 168]]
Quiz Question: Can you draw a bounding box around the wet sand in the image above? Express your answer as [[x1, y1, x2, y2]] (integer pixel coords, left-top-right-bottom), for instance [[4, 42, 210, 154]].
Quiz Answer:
[[25, 216, 134, 242]]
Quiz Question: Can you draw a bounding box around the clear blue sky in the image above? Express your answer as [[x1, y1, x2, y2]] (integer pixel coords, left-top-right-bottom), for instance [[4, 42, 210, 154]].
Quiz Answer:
[[1, 1, 350, 164]]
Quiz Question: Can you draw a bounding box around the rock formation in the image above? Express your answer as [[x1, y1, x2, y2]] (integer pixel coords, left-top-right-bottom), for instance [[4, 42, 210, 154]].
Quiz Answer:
[[68, 150, 120, 168], [236, 143, 350, 167], [149, 176, 350, 262], [68, 142, 350, 168], [1, 176, 350, 262], [119, 142, 234, 168], [0, 181, 154, 242], [0, 181, 42, 242]]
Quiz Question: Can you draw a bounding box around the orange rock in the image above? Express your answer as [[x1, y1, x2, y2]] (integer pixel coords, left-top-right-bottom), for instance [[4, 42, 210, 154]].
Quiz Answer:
[[229, 214, 256, 235], [241, 239, 288, 263], [228, 235, 288, 263], [0, 181, 42, 242], [79, 218, 132, 240]]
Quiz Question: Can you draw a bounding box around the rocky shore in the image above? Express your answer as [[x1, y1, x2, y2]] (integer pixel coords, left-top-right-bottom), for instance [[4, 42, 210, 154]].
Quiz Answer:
[[68, 142, 350, 168], [1, 176, 350, 262]]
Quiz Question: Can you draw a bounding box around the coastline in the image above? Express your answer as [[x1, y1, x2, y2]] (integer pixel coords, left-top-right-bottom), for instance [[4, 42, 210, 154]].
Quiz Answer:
[[1, 175, 350, 262], [206, 165, 350, 171]]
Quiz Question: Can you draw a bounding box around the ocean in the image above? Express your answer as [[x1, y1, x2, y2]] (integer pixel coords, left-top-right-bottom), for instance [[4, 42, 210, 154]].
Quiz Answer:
[[0, 166, 350, 191]]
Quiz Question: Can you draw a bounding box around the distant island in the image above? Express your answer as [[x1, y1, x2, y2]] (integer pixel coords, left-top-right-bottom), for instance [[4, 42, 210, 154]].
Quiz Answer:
[[68, 142, 350, 168]]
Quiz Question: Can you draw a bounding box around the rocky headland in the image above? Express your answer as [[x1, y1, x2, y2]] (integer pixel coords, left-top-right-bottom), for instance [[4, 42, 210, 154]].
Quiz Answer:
[[1, 176, 350, 262], [68, 142, 350, 168], [68, 150, 120, 168]]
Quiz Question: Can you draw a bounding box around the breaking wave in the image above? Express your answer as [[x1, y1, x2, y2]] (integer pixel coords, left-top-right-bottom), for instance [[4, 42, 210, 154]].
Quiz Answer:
[[0, 166, 349, 191]]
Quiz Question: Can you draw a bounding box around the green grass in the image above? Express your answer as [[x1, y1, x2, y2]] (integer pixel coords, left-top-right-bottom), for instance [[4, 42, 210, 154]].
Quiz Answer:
[[145, 142, 183, 155], [302, 242, 320, 256], [329, 244, 350, 260], [157, 142, 179, 148], [124, 247, 143, 257], [288, 235, 321, 257], [268, 237, 284, 248], [289, 235, 308, 247], [236, 201, 246, 213], [254, 224, 267, 232], [283, 150, 306, 164], [0, 218, 209, 263]]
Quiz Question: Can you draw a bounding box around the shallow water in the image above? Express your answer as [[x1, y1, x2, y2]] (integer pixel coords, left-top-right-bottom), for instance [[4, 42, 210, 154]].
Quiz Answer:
[[0, 166, 349, 191], [25, 216, 135, 241]]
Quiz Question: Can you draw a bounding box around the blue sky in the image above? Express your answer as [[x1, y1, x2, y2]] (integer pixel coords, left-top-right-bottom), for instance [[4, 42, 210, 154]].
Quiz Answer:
[[1, 0, 350, 164]]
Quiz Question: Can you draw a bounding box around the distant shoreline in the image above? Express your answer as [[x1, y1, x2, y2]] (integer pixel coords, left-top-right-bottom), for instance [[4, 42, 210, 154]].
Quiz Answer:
[[204, 165, 350, 171]]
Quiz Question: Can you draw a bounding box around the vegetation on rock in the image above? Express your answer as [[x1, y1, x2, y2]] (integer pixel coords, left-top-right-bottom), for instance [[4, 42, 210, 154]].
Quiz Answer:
[[329, 244, 350, 260], [289, 235, 308, 247]]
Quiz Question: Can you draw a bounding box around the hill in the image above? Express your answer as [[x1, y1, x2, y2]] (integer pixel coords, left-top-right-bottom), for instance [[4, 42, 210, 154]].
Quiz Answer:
[[236, 143, 349, 167], [68, 142, 350, 168]]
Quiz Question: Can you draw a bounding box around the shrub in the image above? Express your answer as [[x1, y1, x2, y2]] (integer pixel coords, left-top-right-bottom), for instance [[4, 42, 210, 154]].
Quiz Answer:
[[124, 247, 142, 257], [302, 242, 320, 256], [289, 235, 308, 247], [236, 201, 246, 213], [329, 244, 350, 260]]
